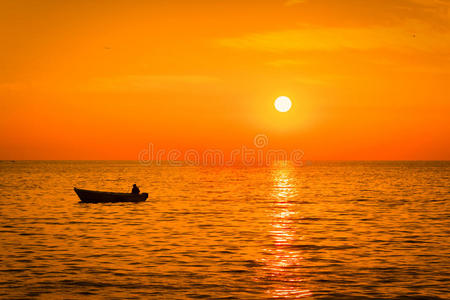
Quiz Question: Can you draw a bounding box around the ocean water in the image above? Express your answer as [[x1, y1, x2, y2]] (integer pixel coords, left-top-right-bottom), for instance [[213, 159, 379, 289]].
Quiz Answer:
[[0, 161, 449, 299]]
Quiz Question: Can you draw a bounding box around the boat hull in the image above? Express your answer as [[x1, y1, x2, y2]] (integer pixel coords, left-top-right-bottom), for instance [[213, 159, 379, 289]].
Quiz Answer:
[[74, 188, 148, 203]]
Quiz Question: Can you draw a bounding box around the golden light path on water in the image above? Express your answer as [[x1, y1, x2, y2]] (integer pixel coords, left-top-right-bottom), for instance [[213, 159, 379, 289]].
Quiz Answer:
[[261, 163, 312, 298]]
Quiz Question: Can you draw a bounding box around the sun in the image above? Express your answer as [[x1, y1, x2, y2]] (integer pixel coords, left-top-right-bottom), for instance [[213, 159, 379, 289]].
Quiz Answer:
[[274, 96, 292, 112]]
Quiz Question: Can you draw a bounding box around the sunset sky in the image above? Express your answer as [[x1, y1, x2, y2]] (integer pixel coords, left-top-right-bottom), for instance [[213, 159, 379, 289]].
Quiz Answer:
[[1, 0, 449, 160]]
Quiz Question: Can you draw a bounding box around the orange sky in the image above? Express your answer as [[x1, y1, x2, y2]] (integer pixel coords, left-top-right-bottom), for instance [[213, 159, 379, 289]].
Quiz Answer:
[[0, 0, 449, 160]]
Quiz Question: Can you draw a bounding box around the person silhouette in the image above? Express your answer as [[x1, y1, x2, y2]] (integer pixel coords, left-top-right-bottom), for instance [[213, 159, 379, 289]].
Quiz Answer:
[[131, 184, 140, 194]]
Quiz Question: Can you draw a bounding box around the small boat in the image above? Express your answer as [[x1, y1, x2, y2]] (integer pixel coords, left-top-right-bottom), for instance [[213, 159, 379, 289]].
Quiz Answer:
[[74, 188, 148, 203]]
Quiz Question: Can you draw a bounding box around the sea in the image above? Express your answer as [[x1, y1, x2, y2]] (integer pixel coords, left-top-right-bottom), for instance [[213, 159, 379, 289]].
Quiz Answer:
[[0, 161, 448, 299]]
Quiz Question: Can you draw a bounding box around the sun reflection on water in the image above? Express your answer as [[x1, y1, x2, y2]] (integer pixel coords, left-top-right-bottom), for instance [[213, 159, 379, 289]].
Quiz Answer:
[[259, 163, 312, 298]]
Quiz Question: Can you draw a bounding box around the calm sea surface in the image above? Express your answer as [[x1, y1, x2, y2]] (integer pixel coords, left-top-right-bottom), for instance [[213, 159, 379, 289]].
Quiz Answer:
[[0, 161, 449, 299]]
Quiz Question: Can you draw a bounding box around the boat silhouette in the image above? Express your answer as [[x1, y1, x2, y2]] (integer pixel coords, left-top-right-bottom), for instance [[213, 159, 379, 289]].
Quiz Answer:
[[74, 188, 148, 203]]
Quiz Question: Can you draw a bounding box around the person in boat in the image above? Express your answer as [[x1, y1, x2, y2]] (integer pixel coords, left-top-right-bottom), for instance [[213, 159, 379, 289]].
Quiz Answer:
[[131, 184, 140, 194]]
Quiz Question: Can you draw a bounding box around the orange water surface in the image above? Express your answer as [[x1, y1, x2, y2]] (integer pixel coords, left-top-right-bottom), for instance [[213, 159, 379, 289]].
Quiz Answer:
[[0, 161, 449, 299]]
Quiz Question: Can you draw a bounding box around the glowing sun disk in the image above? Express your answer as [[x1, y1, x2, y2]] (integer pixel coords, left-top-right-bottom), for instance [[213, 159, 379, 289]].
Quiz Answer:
[[274, 96, 292, 112]]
